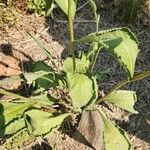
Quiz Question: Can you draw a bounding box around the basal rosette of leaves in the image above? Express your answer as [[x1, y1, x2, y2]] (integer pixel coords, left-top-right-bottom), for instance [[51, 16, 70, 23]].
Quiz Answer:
[[0, 0, 150, 149]]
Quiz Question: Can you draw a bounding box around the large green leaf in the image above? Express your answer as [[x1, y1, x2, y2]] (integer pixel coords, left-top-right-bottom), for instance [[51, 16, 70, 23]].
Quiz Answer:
[[63, 55, 90, 74], [77, 28, 139, 77], [0, 101, 35, 133], [67, 73, 95, 109], [54, 0, 77, 20], [97, 108, 132, 150], [77, 29, 122, 44], [24, 70, 53, 84], [31, 61, 58, 89], [32, 61, 53, 72], [0, 118, 25, 136], [104, 90, 137, 113], [31, 93, 59, 105], [0, 69, 55, 89], [24, 109, 70, 136], [35, 74, 57, 89]]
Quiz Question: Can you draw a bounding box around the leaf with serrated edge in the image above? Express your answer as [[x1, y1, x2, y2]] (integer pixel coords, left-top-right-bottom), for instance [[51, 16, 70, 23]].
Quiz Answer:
[[25, 109, 70, 136], [31, 61, 58, 88], [97, 108, 132, 150], [77, 28, 139, 77], [63, 55, 90, 74], [24, 71, 53, 84], [0, 101, 35, 131], [0, 118, 25, 136], [104, 90, 138, 113], [32, 61, 52, 72], [67, 73, 95, 109], [31, 94, 59, 105]]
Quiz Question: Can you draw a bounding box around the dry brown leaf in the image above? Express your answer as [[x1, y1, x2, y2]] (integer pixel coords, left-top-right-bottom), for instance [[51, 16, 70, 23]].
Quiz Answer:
[[73, 110, 104, 150]]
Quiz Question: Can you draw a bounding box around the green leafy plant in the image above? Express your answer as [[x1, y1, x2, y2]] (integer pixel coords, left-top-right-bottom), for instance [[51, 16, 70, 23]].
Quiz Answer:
[[0, 0, 150, 149]]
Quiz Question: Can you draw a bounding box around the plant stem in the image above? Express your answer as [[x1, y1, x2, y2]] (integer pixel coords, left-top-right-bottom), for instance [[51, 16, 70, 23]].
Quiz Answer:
[[0, 88, 30, 100], [96, 70, 150, 104], [90, 15, 100, 73], [91, 46, 103, 73], [96, 15, 100, 32], [0, 88, 38, 106], [68, 0, 76, 73]]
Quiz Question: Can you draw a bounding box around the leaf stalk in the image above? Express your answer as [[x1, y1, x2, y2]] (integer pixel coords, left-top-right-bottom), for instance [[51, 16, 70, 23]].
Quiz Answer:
[[96, 70, 150, 104], [68, 0, 76, 73]]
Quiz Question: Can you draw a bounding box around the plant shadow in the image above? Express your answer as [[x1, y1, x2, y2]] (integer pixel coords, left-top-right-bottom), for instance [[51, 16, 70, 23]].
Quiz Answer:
[[0, 43, 34, 95], [0, 43, 34, 69]]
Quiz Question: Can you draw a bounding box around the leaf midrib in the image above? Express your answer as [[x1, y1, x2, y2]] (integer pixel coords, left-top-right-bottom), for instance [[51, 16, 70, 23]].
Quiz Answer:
[[0, 102, 36, 121]]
